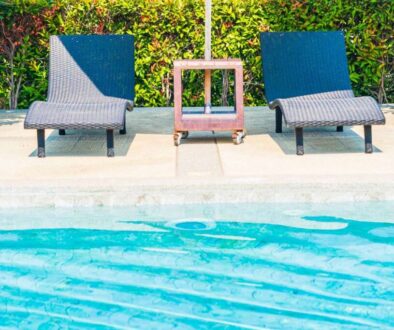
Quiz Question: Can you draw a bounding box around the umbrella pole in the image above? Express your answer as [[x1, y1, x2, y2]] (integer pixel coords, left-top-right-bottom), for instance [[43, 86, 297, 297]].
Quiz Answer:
[[204, 0, 212, 114]]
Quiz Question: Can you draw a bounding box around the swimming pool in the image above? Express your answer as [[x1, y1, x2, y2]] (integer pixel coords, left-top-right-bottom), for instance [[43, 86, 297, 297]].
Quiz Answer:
[[0, 202, 393, 329]]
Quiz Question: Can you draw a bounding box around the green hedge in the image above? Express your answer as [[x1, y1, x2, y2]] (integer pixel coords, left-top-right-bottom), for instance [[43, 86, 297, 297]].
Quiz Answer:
[[0, 0, 393, 109]]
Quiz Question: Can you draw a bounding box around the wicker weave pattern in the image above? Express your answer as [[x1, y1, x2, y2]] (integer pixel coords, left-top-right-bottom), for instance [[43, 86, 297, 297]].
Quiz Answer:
[[271, 92, 385, 128], [269, 90, 355, 104], [261, 32, 386, 130], [260, 31, 352, 103], [24, 35, 134, 130], [25, 101, 127, 129]]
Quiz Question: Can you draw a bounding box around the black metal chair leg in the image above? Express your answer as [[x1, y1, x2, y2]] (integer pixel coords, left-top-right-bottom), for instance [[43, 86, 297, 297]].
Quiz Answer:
[[275, 107, 283, 133], [336, 126, 343, 132], [37, 129, 46, 158], [106, 129, 115, 157], [120, 112, 126, 135], [59, 129, 66, 135], [364, 125, 373, 153], [295, 127, 304, 155]]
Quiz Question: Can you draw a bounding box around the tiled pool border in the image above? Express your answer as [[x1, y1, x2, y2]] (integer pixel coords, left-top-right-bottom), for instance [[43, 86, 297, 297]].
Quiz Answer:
[[1, 179, 394, 209]]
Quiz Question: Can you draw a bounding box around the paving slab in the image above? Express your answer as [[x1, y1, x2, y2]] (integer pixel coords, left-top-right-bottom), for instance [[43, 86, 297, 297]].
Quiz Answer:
[[0, 106, 393, 207]]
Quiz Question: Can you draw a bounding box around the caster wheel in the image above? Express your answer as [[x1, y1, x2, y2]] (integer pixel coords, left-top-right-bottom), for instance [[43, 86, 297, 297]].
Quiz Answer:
[[181, 131, 189, 139], [174, 132, 182, 146], [232, 131, 244, 145]]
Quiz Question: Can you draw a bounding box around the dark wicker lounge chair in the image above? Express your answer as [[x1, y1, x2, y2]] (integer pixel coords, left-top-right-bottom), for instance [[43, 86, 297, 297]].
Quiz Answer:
[[24, 35, 135, 157], [260, 31, 385, 155]]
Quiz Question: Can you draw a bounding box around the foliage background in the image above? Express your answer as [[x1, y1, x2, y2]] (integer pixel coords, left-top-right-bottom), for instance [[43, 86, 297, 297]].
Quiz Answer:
[[0, 0, 393, 109]]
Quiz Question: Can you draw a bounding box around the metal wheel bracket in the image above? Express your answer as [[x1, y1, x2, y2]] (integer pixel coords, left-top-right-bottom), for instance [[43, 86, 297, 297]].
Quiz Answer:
[[232, 131, 244, 145], [174, 132, 182, 146]]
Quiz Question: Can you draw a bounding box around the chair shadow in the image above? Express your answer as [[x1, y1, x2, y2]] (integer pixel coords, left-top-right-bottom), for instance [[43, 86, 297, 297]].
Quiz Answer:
[[27, 108, 384, 156], [0, 119, 21, 126], [29, 129, 134, 157], [0, 112, 25, 127], [219, 109, 383, 154], [28, 111, 173, 157], [268, 128, 382, 155]]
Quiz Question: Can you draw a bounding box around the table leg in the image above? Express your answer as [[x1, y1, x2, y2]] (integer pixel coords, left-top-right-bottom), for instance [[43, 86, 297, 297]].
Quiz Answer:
[[204, 70, 212, 114]]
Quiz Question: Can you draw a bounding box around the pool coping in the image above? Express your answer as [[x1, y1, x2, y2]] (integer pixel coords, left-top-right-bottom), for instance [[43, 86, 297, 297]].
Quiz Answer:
[[1, 176, 394, 208]]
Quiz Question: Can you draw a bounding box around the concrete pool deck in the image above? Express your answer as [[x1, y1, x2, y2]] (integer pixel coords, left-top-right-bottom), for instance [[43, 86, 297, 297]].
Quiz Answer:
[[0, 106, 393, 208]]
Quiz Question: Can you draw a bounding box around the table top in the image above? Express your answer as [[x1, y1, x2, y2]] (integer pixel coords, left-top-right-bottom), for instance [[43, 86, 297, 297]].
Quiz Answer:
[[174, 59, 242, 69]]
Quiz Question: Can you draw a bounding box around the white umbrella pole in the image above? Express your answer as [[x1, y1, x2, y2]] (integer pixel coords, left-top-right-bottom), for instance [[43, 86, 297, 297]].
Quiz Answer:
[[204, 0, 212, 113], [205, 0, 211, 61]]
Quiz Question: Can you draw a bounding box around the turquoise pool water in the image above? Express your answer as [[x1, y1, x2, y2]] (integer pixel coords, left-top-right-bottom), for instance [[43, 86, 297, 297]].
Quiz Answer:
[[0, 202, 393, 329]]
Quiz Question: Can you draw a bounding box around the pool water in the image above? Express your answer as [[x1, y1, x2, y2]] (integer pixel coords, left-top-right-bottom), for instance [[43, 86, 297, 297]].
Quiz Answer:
[[0, 203, 393, 329]]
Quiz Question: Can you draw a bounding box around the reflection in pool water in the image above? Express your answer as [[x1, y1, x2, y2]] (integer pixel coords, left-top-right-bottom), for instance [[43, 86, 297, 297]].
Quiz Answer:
[[0, 205, 393, 329]]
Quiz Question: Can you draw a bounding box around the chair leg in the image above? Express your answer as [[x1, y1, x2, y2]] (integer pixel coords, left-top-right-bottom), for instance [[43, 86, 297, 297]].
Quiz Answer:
[[120, 114, 126, 135], [59, 129, 66, 135], [295, 127, 304, 155], [37, 129, 45, 158], [106, 129, 115, 157], [364, 125, 373, 153], [275, 107, 283, 133], [336, 126, 343, 132]]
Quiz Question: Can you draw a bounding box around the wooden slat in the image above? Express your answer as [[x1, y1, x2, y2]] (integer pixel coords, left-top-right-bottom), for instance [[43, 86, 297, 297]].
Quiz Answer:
[[174, 59, 242, 70], [182, 113, 237, 120]]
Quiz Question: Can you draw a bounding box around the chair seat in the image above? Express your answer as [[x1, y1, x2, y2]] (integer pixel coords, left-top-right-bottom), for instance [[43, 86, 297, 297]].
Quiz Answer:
[[270, 95, 386, 128], [24, 100, 131, 130]]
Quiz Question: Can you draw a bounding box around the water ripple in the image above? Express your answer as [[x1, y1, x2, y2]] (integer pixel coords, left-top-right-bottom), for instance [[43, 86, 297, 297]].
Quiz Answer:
[[0, 219, 393, 329]]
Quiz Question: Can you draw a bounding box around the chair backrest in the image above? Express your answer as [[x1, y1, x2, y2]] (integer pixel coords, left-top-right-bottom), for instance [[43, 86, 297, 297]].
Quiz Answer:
[[48, 35, 135, 103], [260, 31, 352, 103]]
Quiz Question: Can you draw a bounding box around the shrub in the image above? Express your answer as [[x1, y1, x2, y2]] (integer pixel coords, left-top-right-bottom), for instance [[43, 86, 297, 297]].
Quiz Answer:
[[0, 0, 393, 109]]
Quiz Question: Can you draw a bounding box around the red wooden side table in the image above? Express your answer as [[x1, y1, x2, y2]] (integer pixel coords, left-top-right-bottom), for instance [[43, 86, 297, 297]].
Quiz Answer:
[[173, 59, 245, 146]]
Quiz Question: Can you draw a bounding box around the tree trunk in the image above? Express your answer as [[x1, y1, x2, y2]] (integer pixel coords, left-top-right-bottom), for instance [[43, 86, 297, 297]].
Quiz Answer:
[[221, 69, 229, 106]]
